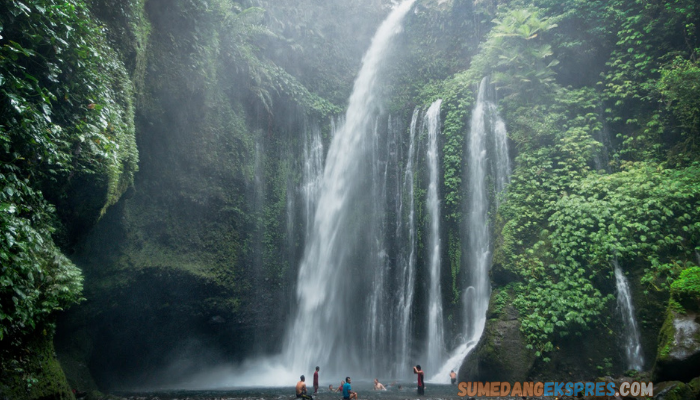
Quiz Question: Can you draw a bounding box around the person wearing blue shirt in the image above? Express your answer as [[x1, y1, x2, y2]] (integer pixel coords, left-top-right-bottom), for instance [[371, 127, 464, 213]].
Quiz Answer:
[[342, 377, 358, 400]]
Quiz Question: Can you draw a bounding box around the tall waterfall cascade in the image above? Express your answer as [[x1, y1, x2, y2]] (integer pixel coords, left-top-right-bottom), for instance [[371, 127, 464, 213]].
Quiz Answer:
[[432, 76, 511, 382], [613, 260, 645, 371], [425, 99, 446, 373], [394, 109, 420, 377], [222, 18, 512, 386], [282, 0, 417, 378]]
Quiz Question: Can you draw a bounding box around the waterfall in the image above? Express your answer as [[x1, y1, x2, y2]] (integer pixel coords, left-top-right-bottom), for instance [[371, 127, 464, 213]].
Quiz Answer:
[[613, 260, 644, 371], [301, 124, 324, 239], [282, 0, 417, 377], [493, 113, 511, 208], [367, 115, 391, 373], [432, 76, 510, 381], [424, 99, 446, 373], [594, 119, 612, 172], [464, 77, 509, 342], [394, 109, 420, 376]]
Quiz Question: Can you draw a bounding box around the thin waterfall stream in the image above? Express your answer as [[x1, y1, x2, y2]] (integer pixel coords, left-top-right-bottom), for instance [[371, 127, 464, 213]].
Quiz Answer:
[[425, 99, 446, 373], [301, 124, 324, 240], [395, 108, 420, 377], [432, 77, 510, 381], [613, 260, 645, 371]]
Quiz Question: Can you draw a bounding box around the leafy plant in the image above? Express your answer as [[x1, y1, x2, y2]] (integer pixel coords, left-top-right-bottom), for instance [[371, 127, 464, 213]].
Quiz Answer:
[[470, 7, 559, 101], [1, 0, 137, 344]]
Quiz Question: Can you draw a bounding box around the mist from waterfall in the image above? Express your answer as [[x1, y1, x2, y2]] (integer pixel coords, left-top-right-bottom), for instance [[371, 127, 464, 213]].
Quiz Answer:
[[432, 76, 510, 381], [613, 260, 645, 371]]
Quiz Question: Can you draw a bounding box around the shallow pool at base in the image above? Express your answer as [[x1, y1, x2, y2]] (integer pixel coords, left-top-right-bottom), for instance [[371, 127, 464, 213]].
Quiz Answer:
[[115, 382, 464, 400]]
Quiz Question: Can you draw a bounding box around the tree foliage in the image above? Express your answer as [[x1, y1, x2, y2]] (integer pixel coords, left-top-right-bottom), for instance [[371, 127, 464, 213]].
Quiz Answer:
[[1, 0, 138, 342], [470, 7, 559, 101], [476, 0, 700, 360]]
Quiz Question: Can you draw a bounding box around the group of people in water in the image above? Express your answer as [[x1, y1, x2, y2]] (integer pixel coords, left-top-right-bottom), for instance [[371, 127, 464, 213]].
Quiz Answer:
[[295, 368, 358, 400], [295, 364, 457, 399]]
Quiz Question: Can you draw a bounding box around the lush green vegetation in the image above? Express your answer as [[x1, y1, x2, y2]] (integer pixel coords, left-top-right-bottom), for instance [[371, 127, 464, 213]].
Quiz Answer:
[[472, 0, 700, 360], [373, 0, 699, 368], [0, 0, 138, 342], [0, 0, 141, 394], [670, 266, 700, 311]]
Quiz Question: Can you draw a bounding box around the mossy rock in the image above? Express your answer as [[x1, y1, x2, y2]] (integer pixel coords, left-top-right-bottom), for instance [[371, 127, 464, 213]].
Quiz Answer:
[[0, 328, 75, 400], [460, 300, 536, 382], [687, 376, 700, 398], [653, 306, 700, 382], [654, 381, 695, 400]]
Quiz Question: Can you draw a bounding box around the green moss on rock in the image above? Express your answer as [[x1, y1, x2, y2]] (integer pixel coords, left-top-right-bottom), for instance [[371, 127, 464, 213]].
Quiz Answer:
[[670, 267, 700, 313], [654, 381, 694, 400], [654, 305, 700, 382], [0, 327, 74, 400]]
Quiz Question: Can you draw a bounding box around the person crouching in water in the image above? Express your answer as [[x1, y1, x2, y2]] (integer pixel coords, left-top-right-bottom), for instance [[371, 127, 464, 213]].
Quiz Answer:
[[296, 375, 313, 399], [342, 376, 358, 400]]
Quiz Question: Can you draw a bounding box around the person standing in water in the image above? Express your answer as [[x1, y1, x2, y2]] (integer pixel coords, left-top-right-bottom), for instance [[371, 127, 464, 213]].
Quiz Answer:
[[450, 370, 457, 385], [413, 365, 425, 395], [313, 366, 320, 394], [296, 375, 312, 399]]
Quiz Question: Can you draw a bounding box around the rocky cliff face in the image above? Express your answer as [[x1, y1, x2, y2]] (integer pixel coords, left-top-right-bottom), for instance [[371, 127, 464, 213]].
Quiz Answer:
[[55, 0, 390, 391]]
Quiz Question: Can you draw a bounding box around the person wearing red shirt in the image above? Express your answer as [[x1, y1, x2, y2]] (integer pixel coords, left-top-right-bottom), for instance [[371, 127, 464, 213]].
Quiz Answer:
[[413, 365, 425, 395], [313, 366, 320, 394]]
